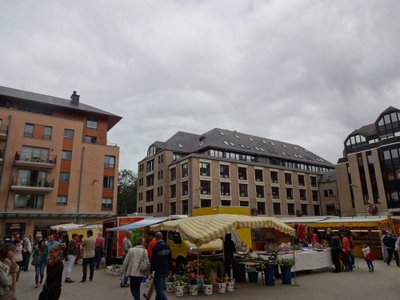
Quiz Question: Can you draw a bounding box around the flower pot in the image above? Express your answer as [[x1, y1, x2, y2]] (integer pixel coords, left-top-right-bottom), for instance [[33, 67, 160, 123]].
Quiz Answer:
[[264, 265, 275, 286], [280, 266, 292, 285], [226, 281, 235, 292], [175, 285, 184, 297], [165, 281, 174, 293], [203, 284, 213, 296], [217, 282, 226, 293], [189, 284, 198, 296]]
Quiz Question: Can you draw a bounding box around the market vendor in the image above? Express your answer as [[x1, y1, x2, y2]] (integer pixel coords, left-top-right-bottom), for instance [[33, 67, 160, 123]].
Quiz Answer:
[[224, 234, 236, 277]]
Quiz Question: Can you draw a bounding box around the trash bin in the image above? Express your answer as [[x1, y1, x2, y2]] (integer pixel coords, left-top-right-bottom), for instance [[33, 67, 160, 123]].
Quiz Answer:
[[264, 264, 275, 286], [247, 270, 258, 283], [280, 266, 292, 285]]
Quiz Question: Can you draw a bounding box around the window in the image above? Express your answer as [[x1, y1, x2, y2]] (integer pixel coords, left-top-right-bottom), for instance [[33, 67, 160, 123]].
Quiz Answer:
[[257, 202, 266, 215], [301, 204, 308, 215], [157, 186, 163, 196], [103, 176, 114, 189], [311, 176, 317, 187], [201, 199, 212, 207], [64, 129, 74, 139], [24, 123, 34, 138], [182, 181, 188, 196], [326, 204, 335, 215], [138, 192, 143, 201], [170, 202, 176, 215], [146, 175, 154, 187], [61, 151, 72, 160], [139, 164, 144, 172], [256, 185, 264, 198], [145, 205, 154, 214], [240, 201, 249, 207], [300, 189, 307, 201], [20, 146, 50, 161], [146, 160, 154, 172], [255, 169, 263, 182], [288, 203, 295, 215], [200, 181, 211, 195], [314, 205, 320, 216], [59, 172, 70, 182], [104, 156, 115, 169], [146, 190, 154, 202], [285, 173, 292, 185], [56, 196, 68, 206], [273, 203, 281, 215], [239, 184, 248, 197], [182, 200, 188, 214], [170, 185, 176, 198], [170, 168, 176, 181], [286, 188, 293, 200], [221, 200, 231, 206], [272, 187, 280, 199], [238, 167, 247, 180], [43, 126, 52, 140], [158, 154, 164, 164], [17, 169, 48, 187], [271, 171, 278, 183], [221, 182, 230, 196], [181, 163, 188, 177], [86, 119, 98, 129], [324, 190, 329, 197], [147, 145, 156, 158], [14, 194, 43, 209], [200, 162, 210, 176], [157, 170, 164, 180], [84, 135, 97, 144], [312, 191, 319, 201], [220, 165, 229, 178], [298, 175, 305, 186]]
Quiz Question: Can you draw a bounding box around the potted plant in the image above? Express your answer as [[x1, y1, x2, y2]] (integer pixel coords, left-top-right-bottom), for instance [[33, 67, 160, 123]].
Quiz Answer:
[[165, 274, 176, 293], [174, 279, 185, 297], [203, 277, 214, 296], [226, 276, 235, 292], [216, 277, 227, 293], [189, 274, 198, 296], [277, 258, 295, 285]]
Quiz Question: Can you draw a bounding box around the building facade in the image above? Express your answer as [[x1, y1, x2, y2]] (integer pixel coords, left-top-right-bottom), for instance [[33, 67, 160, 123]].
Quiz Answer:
[[336, 106, 400, 216], [0, 86, 121, 237], [137, 129, 334, 218]]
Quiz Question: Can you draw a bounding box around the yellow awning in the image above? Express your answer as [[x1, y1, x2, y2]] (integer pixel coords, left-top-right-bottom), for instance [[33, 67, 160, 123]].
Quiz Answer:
[[153, 214, 295, 245]]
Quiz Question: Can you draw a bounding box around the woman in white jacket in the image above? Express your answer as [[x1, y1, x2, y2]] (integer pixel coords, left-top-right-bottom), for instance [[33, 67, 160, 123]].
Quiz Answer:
[[121, 237, 149, 300]]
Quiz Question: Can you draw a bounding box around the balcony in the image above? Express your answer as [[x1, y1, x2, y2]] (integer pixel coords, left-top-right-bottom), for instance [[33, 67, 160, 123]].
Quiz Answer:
[[11, 178, 55, 193], [14, 152, 57, 169], [0, 125, 8, 140]]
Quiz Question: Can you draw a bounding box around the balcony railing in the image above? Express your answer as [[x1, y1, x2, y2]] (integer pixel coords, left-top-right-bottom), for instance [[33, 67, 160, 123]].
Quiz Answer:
[[14, 152, 57, 169], [11, 178, 55, 193], [0, 125, 8, 140]]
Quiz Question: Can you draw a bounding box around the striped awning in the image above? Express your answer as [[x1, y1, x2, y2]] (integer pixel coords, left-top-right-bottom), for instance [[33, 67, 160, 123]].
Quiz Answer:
[[153, 214, 295, 245]]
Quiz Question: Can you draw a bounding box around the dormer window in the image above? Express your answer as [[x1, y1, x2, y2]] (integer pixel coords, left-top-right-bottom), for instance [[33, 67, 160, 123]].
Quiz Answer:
[[147, 145, 156, 158], [345, 134, 367, 149], [377, 111, 400, 136]]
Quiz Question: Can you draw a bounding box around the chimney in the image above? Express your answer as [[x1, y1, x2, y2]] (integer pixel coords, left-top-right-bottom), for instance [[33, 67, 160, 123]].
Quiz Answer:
[[70, 91, 80, 105]]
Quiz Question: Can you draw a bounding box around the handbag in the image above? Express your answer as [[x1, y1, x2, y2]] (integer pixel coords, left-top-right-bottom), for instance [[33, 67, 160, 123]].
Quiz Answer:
[[139, 250, 150, 274], [31, 255, 41, 266]]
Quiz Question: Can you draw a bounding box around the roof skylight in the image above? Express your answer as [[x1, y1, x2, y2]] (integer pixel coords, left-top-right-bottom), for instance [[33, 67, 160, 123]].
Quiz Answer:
[[178, 144, 183, 148]]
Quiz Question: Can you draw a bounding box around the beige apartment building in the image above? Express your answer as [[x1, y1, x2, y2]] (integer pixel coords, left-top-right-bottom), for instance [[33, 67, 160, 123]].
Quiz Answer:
[[336, 106, 400, 217], [137, 129, 334, 218], [0, 86, 121, 237]]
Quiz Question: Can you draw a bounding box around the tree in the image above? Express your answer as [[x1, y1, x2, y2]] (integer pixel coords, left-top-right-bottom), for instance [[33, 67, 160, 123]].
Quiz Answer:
[[117, 169, 137, 215]]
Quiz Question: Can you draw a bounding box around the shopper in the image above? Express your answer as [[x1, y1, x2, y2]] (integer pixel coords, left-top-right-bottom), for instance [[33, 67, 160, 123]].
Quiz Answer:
[[122, 237, 149, 300], [386, 231, 399, 267], [22, 235, 32, 271], [80, 230, 96, 282], [38, 245, 64, 300], [381, 230, 389, 263], [94, 232, 105, 269], [341, 231, 353, 271], [0, 244, 17, 300], [32, 239, 48, 288], [120, 230, 132, 287], [223, 233, 236, 277], [64, 233, 78, 283], [330, 234, 342, 273], [362, 243, 374, 272], [12, 242, 23, 282]]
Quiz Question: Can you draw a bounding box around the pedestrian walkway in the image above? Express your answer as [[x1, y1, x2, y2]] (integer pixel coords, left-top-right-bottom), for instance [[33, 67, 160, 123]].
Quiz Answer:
[[15, 259, 400, 300]]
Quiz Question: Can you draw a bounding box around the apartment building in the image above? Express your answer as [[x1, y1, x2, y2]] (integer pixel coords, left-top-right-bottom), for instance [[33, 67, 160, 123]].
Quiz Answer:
[[336, 106, 400, 216], [137, 129, 334, 218], [0, 86, 121, 236]]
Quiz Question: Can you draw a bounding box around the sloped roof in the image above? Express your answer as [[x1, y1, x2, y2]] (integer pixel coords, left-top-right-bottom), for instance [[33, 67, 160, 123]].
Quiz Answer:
[[0, 86, 122, 130], [350, 123, 377, 137], [154, 128, 333, 167], [319, 170, 337, 183]]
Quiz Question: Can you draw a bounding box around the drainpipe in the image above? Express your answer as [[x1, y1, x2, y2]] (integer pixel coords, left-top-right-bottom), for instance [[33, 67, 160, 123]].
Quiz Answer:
[[77, 147, 85, 221]]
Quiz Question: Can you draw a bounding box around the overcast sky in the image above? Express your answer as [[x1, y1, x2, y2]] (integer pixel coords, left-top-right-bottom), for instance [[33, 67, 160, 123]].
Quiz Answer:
[[1, 1, 399, 171]]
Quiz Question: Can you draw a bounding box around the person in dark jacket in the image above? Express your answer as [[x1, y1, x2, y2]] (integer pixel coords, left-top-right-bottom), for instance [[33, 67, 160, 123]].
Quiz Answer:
[[385, 231, 399, 267], [150, 232, 172, 300], [330, 234, 342, 273], [38, 245, 64, 300], [223, 233, 236, 277]]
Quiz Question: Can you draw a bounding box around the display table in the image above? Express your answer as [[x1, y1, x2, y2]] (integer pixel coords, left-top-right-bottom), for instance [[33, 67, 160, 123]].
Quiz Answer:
[[252, 248, 333, 272]]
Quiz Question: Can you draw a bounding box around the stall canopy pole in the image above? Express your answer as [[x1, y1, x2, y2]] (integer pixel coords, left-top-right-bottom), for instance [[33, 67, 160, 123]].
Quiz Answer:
[[291, 236, 299, 286]]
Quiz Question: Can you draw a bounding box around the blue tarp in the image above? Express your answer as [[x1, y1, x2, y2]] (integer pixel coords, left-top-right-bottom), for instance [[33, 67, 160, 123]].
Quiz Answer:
[[107, 217, 168, 231]]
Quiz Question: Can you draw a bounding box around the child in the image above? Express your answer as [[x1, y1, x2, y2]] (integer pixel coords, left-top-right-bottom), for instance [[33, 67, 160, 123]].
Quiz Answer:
[[362, 243, 374, 272]]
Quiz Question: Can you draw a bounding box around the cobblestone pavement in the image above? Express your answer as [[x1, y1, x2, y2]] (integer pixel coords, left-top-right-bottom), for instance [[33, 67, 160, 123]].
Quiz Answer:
[[15, 259, 400, 300]]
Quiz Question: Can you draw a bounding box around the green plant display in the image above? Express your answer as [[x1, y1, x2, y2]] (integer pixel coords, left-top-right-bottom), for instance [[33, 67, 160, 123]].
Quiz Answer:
[[277, 258, 295, 268]]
